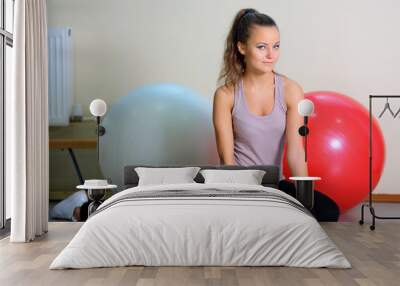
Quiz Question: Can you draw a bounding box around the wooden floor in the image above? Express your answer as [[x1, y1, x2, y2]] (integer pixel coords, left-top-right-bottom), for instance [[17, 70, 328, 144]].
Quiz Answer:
[[1, 222, 400, 286]]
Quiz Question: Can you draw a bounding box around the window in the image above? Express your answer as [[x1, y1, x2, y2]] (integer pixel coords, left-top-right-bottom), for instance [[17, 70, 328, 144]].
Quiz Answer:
[[1, 0, 14, 230]]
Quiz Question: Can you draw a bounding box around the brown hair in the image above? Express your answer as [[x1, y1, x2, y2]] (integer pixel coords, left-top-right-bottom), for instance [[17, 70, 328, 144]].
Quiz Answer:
[[218, 8, 278, 86]]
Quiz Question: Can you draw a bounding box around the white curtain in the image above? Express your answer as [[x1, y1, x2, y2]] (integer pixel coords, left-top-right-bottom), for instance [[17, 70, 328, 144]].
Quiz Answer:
[[8, 0, 49, 242]]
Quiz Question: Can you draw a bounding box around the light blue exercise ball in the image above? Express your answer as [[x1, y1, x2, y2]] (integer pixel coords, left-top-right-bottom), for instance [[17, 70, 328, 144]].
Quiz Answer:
[[99, 84, 219, 185]]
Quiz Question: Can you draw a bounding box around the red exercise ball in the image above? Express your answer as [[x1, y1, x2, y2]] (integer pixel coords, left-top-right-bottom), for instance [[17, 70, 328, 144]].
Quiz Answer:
[[282, 91, 385, 213]]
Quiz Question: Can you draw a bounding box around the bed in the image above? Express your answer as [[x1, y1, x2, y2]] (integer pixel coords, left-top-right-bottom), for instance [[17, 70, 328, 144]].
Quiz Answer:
[[50, 165, 351, 269]]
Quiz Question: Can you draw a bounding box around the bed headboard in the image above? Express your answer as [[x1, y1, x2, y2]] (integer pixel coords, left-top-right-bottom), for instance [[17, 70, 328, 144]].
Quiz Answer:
[[123, 165, 280, 189]]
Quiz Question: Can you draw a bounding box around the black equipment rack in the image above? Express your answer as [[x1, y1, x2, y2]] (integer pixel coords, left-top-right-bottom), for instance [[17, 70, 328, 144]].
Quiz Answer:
[[360, 95, 400, 230]]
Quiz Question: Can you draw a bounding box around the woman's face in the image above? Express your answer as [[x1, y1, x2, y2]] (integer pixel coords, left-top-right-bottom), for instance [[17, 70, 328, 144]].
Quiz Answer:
[[237, 25, 280, 74]]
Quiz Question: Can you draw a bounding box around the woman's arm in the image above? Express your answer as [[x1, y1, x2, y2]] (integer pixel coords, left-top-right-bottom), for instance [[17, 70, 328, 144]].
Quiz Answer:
[[212, 86, 235, 165], [284, 80, 309, 177]]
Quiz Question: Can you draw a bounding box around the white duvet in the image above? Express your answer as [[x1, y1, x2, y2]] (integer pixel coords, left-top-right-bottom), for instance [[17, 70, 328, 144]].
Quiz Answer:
[[50, 183, 351, 269]]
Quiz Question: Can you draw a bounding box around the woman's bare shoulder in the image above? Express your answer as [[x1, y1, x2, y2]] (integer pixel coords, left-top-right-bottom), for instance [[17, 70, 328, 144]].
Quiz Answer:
[[279, 74, 304, 105], [279, 74, 303, 92], [214, 83, 235, 106]]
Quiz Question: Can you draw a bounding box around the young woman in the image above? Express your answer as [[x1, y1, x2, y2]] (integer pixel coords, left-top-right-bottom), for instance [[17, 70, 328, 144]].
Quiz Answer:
[[213, 8, 339, 221]]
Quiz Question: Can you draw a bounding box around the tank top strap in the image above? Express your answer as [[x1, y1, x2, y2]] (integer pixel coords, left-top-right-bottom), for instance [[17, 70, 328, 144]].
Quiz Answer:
[[275, 73, 287, 113], [232, 79, 243, 116]]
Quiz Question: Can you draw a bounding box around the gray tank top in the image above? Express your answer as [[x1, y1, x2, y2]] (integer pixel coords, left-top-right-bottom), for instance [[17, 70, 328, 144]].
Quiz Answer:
[[232, 73, 287, 178]]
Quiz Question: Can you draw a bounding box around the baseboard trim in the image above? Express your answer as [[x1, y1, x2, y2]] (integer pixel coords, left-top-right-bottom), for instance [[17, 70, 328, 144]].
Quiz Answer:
[[370, 194, 400, 203]]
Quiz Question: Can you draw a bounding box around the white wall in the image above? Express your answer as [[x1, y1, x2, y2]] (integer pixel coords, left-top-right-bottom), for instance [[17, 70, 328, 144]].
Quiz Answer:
[[47, 0, 400, 194]]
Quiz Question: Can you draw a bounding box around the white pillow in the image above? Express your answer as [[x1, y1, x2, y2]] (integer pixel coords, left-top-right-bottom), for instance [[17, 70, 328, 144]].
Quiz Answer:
[[200, 169, 266, 185], [135, 167, 200, 186]]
